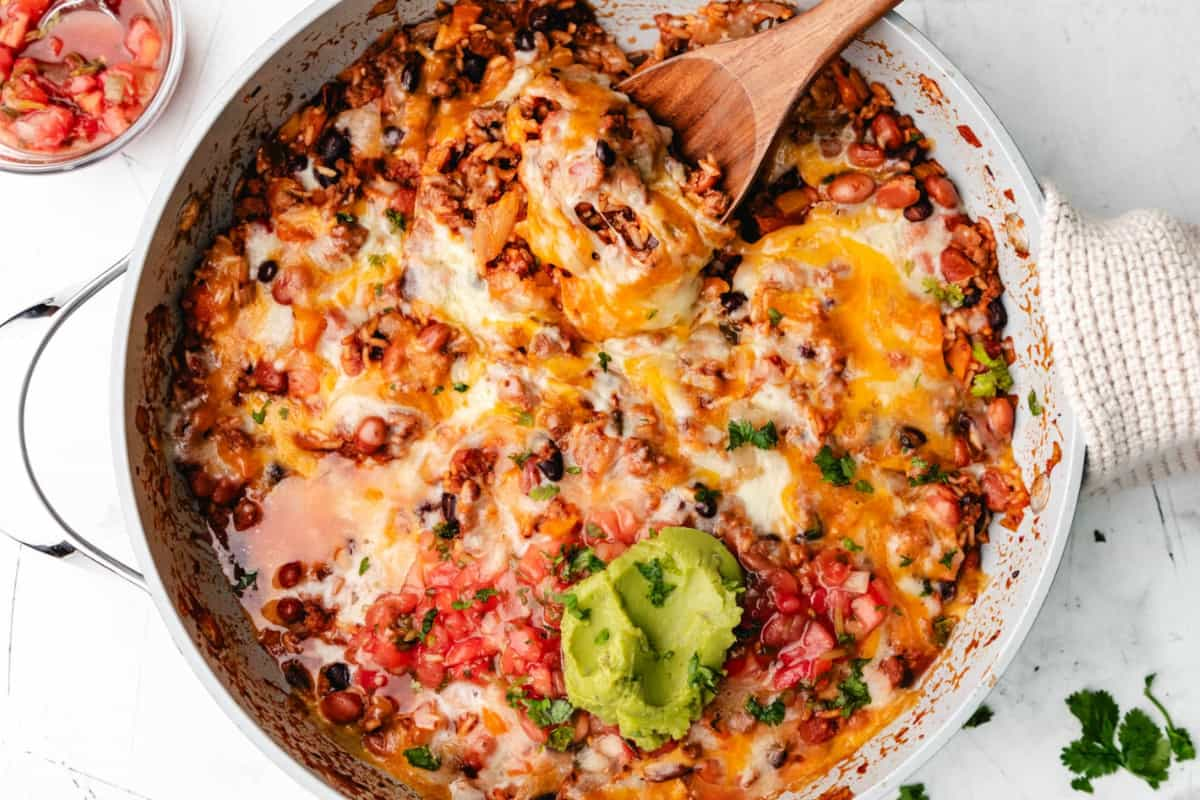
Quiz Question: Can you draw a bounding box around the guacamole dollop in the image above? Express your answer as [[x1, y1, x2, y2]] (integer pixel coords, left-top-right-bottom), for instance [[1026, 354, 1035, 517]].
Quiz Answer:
[[560, 526, 744, 749]]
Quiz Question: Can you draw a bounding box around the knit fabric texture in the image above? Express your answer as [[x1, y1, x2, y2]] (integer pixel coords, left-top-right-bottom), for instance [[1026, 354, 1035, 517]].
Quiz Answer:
[[1040, 186, 1200, 492]]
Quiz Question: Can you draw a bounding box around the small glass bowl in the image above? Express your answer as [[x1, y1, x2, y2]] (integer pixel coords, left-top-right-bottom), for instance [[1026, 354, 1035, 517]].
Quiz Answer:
[[0, 0, 186, 174]]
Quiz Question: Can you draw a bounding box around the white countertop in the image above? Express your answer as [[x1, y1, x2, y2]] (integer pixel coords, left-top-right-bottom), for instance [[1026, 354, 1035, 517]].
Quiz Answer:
[[1, 1, 1197, 798]]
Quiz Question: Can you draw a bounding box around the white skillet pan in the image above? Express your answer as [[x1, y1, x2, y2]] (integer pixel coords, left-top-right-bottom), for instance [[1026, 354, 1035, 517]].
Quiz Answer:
[[0, 0, 1084, 797]]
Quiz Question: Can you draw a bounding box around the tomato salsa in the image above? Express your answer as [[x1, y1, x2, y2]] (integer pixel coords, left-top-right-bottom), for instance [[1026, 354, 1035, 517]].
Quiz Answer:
[[0, 0, 164, 155]]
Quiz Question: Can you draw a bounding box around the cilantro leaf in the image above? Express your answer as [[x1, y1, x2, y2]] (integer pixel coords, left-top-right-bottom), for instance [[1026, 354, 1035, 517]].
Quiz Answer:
[[568, 547, 606, 579], [433, 519, 459, 539], [597, 351, 612, 372], [854, 479, 874, 494], [475, 587, 499, 603], [970, 342, 1014, 398], [898, 785, 930, 800], [635, 558, 676, 607], [964, 704, 994, 728], [767, 307, 783, 327], [251, 401, 270, 425], [452, 382, 470, 393], [1067, 690, 1120, 745], [842, 537, 863, 553], [745, 695, 786, 726], [909, 457, 952, 486], [727, 419, 778, 451], [547, 725, 575, 751], [418, 609, 437, 642], [336, 211, 357, 225], [358, 556, 370, 575], [1145, 674, 1196, 761], [403, 745, 441, 771], [814, 445, 856, 486], [1118, 708, 1171, 788], [386, 208, 407, 233]]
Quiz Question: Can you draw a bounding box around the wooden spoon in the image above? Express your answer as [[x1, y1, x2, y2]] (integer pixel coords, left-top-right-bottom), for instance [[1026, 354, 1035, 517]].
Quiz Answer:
[[620, 0, 901, 219]]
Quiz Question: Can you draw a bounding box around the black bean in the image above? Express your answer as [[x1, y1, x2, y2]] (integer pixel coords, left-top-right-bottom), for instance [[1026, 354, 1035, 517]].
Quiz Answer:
[[287, 152, 308, 173], [936, 581, 957, 601], [382, 126, 403, 148], [256, 260, 279, 283], [514, 27, 536, 51], [529, 5, 564, 32], [954, 411, 974, 436], [368, 345, 385, 361], [719, 290, 747, 313], [315, 166, 341, 187], [282, 660, 313, 693], [401, 52, 424, 93], [537, 443, 564, 482], [904, 197, 933, 222], [317, 127, 351, 165], [462, 51, 488, 84], [693, 483, 718, 518], [987, 298, 1007, 330], [897, 425, 927, 450], [266, 462, 288, 485], [960, 284, 982, 308], [595, 139, 615, 167], [441, 491, 458, 523], [770, 167, 801, 194], [702, 252, 742, 283], [323, 662, 352, 692], [766, 746, 788, 769]]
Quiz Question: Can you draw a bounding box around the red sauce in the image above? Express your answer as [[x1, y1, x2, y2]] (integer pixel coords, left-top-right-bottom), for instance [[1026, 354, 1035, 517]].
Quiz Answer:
[[0, 0, 165, 155]]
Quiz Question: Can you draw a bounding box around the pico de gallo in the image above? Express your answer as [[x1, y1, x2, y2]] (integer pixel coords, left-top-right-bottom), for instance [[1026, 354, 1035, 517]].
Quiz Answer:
[[0, 0, 164, 155]]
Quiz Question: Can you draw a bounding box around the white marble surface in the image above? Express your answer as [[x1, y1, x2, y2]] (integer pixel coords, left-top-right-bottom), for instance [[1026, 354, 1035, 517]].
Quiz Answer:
[[0, 1, 1197, 798]]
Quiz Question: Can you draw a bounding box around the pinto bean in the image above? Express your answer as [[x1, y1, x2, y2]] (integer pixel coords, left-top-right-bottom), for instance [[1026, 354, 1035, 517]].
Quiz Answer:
[[320, 690, 364, 724], [986, 396, 1015, 441], [211, 477, 244, 507], [271, 266, 310, 306], [277, 561, 304, 589], [796, 717, 837, 745], [987, 297, 1008, 330], [924, 175, 960, 209], [233, 497, 262, 530], [981, 469, 1012, 511], [254, 360, 288, 394], [923, 484, 961, 528], [847, 143, 885, 168], [417, 321, 451, 353], [878, 655, 913, 688], [827, 172, 876, 204], [940, 246, 976, 282], [871, 112, 903, 151], [874, 175, 921, 209], [904, 197, 934, 222], [353, 416, 388, 455], [276, 597, 305, 624], [189, 470, 216, 499], [282, 659, 313, 693]]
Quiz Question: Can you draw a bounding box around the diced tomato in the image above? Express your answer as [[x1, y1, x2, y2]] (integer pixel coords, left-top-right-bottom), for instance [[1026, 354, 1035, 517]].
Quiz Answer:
[[0, 46, 12, 81], [124, 16, 162, 68], [779, 620, 836, 664], [356, 668, 387, 692], [444, 637, 494, 668], [516, 546, 551, 585], [0, 11, 32, 49], [48, 35, 62, 56], [11, 105, 74, 151], [13, 0, 53, 14], [814, 548, 852, 587], [810, 586, 851, 618], [850, 594, 886, 634], [527, 663, 555, 698], [102, 106, 130, 137], [761, 613, 809, 649], [414, 651, 445, 688], [590, 504, 641, 545]]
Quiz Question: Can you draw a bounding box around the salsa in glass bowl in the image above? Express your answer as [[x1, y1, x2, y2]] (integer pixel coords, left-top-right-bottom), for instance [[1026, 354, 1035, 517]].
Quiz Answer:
[[0, 0, 184, 172]]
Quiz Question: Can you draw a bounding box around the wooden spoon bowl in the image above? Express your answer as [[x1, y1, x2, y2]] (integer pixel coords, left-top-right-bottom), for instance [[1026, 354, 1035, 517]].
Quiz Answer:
[[620, 0, 902, 218]]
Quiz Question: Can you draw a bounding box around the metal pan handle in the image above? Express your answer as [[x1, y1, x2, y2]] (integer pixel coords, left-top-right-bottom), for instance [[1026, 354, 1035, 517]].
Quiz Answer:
[[0, 256, 146, 590]]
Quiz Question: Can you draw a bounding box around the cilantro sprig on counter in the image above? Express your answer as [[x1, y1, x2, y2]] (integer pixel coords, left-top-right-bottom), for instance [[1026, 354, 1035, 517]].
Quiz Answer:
[[1060, 674, 1194, 792]]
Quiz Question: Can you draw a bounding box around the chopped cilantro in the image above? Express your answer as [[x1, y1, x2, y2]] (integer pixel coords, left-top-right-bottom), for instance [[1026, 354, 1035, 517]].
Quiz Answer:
[[767, 307, 784, 327], [922, 277, 965, 307], [964, 704, 994, 729], [745, 695, 786, 726], [939, 549, 958, 569], [688, 653, 722, 699], [556, 592, 589, 620], [336, 211, 357, 225], [854, 479, 874, 494], [433, 519, 459, 539], [899, 554, 913, 567], [585, 522, 606, 540], [646, 309, 658, 320], [510, 450, 533, 468], [635, 558, 676, 607], [814, 445, 856, 486], [595, 629, 610, 644], [386, 208, 407, 232], [475, 587, 499, 603], [727, 419, 778, 451], [898, 785, 930, 800], [568, 547, 606, 578], [932, 615, 955, 646], [251, 401, 270, 425], [368, 253, 386, 268], [373, 283, 383, 297], [521, 695, 574, 728], [547, 725, 575, 751], [842, 537, 863, 553], [232, 569, 258, 597], [970, 342, 1014, 398], [830, 659, 871, 718], [529, 484, 560, 501], [1029, 389, 1044, 416], [278, 406, 289, 420], [837, 631, 857, 646], [418, 609, 437, 642], [433, 385, 445, 395], [358, 557, 371, 576], [403, 746, 441, 771], [516, 411, 534, 427], [598, 351, 612, 372], [452, 382, 470, 393], [566, 465, 582, 475], [909, 457, 952, 486]]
